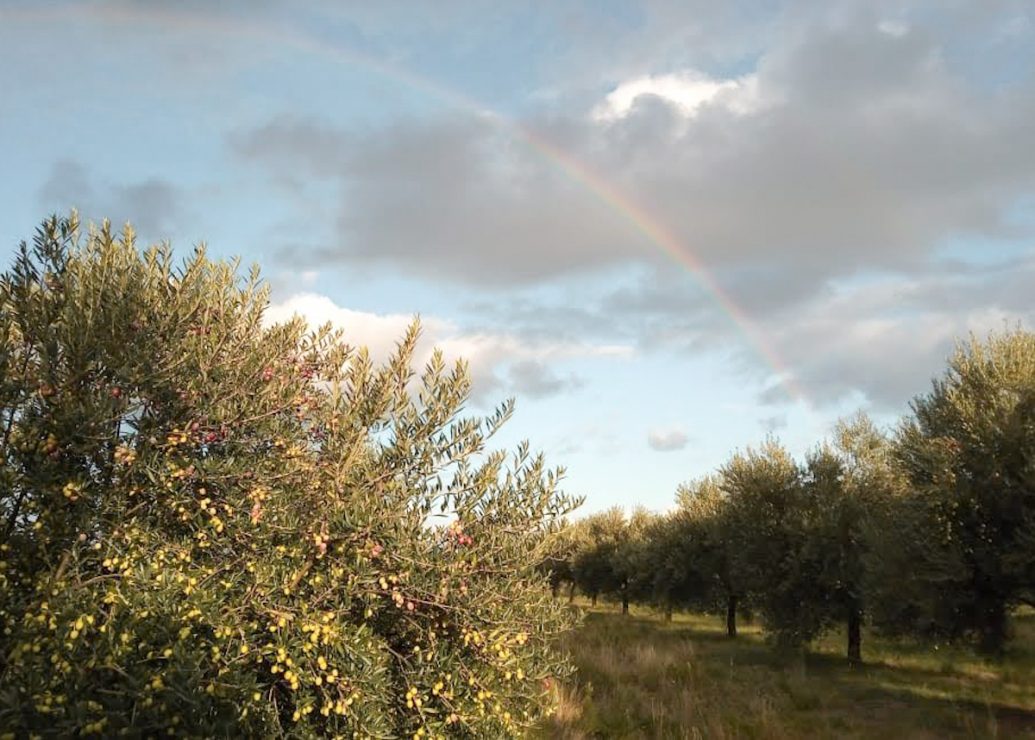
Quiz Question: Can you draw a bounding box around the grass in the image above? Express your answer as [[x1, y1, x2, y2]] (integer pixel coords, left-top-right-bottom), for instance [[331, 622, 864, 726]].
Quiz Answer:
[[535, 603, 1035, 739]]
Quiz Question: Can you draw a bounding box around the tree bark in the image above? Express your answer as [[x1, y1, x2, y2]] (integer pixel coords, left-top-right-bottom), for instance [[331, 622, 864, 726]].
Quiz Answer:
[[551, 581, 559, 599], [567, 582, 576, 604], [621, 592, 629, 615], [591, 593, 597, 607], [726, 595, 738, 638], [847, 607, 862, 666], [664, 602, 673, 622]]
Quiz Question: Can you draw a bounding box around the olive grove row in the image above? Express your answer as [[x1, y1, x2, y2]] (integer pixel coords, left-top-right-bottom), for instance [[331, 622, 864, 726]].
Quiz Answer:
[[544, 329, 1035, 663]]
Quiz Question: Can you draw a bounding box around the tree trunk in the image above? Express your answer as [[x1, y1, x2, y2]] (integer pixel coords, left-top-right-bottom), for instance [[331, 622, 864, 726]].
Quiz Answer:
[[551, 581, 559, 599], [567, 583, 576, 604], [664, 602, 673, 622], [591, 593, 597, 607], [978, 599, 1008, 656], [726, 595, 738, 638], [621, 592, 629, 615], [847, 607, 862, 666]]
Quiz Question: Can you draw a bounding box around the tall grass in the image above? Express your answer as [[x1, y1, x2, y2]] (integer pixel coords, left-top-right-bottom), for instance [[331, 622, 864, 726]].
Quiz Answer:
[[537, 604, 1035, 739]]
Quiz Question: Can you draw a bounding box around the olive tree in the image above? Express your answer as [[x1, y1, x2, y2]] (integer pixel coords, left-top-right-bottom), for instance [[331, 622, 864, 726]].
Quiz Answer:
[[675, 476, 744, 636], [819, 414, 902, 665], [720, 440, 822, 648], [537, 519, 585, 601], [0, 215, 580, 737], [569, 507, 650, 613], [570, 509, 625, 607], [889, 330, 1035, 654]]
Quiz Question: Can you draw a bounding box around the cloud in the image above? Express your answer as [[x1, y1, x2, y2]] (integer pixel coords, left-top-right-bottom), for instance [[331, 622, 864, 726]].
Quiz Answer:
[[461, 251, 1035, 413], [230, 118, 351, 183], [233, 114, 651, 283], [877, 20, 909, 38], [592, 71, 764, 121], [37, 159, 184, 238], [232, 9, 1035, 297], [264, 292, 631, 404], [761, 414, 788, 433], [264, 293, 436, 363], [224, 2, 1035, 410], [507, 360, 583, 399], [756, 256, 1035, 408], [647, 426, 690, 452]]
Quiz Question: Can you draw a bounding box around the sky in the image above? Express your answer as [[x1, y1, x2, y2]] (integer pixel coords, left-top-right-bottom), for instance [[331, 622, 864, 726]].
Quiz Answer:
[[1, 0, 1033, 514]]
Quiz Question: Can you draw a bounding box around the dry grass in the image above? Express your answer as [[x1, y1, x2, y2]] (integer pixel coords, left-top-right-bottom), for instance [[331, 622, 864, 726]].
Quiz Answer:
[[535, 604, 1035, 739]]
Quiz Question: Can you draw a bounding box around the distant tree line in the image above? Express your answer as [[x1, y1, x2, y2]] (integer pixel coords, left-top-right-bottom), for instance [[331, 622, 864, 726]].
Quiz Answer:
[[542, 329, 1035, 662]]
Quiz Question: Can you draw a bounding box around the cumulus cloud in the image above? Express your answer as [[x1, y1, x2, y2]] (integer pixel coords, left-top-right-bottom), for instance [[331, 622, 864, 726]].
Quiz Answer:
[[592, 71, 765, 121], [264, 292, 631, 404], [647, 426, 690, 452], [264, 293, 439, 363]]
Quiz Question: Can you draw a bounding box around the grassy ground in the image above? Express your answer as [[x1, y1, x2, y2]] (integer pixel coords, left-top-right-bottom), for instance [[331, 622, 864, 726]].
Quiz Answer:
[[536, 603, 1035, 739]]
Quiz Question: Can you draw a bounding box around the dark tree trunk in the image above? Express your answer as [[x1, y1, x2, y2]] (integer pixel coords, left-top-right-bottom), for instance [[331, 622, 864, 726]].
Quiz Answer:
[[847, 607, 862, 666], [567, 582, 576, 604], [978, 599, 1008, 656], [551, 581, 559, 599], [726, 595, 738, 638], [621, 592, 629, 615], [664, 602, 673, 622], [591, 593, 597, 607]]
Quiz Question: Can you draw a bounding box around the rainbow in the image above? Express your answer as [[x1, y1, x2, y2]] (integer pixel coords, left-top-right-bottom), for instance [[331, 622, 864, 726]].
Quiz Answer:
[[7, 3, 808, 406], [514, 131, 808, 405]]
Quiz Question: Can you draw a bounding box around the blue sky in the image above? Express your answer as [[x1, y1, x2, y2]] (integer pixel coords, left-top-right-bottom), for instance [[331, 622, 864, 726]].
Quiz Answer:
[[2, 0, 1033, 514]]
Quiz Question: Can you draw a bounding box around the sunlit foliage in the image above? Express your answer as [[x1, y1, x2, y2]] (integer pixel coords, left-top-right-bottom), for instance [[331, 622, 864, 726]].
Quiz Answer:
[[0, 215, 579, 737], [883, 329, 1035, 653]]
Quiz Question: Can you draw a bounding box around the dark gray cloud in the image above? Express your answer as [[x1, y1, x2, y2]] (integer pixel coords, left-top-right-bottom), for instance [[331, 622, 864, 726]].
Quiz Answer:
[[38, 160, 184, 239], [232, 115, 650, 283], [230, 118, 352, 182]]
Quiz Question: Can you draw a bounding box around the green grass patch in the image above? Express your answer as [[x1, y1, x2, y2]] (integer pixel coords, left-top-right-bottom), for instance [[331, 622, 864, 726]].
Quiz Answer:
[[537, 603, 1035, 739]]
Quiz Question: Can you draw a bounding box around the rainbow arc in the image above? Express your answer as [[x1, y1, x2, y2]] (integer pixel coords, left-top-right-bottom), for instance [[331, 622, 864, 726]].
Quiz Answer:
[[8, 3, 810, 407]]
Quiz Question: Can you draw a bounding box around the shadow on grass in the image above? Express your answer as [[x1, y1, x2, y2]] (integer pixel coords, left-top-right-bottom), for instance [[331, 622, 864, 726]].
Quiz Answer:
[[540, 609, 1035, 739]]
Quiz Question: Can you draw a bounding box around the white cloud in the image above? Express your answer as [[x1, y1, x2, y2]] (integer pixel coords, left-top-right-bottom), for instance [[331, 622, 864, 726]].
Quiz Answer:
[[265, 293, 443, 363], [758, 266, 1035, 408], [877, 20, 909, 38], [592, 70, 764, 121], [265, 293, 632, 403], [647, 426, 690, 452]]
